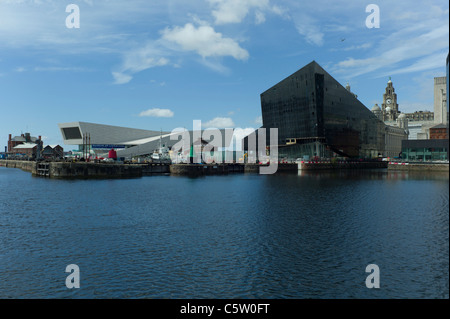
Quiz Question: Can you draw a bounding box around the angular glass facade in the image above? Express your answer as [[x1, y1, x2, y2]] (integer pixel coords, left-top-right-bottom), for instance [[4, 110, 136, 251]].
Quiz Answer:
[[260, 61, 385, 159]]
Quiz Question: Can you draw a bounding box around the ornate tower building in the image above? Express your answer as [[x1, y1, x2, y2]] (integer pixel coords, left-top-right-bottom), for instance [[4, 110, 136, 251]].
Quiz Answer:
[[381, 77, 399, 121]]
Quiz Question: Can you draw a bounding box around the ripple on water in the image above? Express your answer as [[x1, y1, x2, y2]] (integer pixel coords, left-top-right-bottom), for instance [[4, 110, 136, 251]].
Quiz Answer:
[[0, 168, 448, 298]]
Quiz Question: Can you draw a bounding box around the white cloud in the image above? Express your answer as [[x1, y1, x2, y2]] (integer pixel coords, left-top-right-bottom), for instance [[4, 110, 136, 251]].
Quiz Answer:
[[294, 15, 324, 46], [208, 0, 269, 25], [323, 24, 350, 33], [333, 24, 449, 78], [113, 18, 250, 84], [161, 23, 249, 60], [34, 66, 89, 72], [150, 79, 166, 86], [329, 43, 373, 52], [121, 46, 170, 74], [255, 11, 266, 25], [344, 43, 372, 51], [254, 116, 262, 126], [112, 72, 133, 85], [139, 108, 174, 118], [112, 43, 170, 84], [197, 58, 231, 74], [386, 52, 448, 77], [203, 117, 235, 128], [271, 5, 289, 18]]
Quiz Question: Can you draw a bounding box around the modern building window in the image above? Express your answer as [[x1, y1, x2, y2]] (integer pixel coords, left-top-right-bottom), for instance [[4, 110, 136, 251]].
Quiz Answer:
[[62, 127, 82, 140]]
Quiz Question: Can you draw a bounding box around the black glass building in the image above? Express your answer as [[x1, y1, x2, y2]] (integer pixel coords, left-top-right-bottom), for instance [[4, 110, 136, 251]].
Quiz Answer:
[[258, 61, 385, 159]]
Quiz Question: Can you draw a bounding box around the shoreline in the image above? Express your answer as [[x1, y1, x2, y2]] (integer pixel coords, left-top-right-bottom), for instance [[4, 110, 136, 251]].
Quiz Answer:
[[1, 159, 448, 179]]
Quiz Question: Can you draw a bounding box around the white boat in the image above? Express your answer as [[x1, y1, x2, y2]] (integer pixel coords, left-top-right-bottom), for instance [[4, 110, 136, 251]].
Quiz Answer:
[[151, 130, 170, 161]]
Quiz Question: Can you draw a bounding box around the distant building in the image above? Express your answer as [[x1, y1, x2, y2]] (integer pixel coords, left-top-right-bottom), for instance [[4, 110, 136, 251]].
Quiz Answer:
[[7, 133, 43, 159], [58, 122, 236, 160], [429, 124, 448, 140], [10, 143, 38, 158], [58, 122, 167, 158], [345, 82, 358, 99], [447, 52, 449, 115], [401, 139, 448, 161], [372, 78, 440, 140], [447, 52, 449, 139], [434, 76, 447, 125], [381, 77, 400, 121], [385, 124, 408, 158], [42, 145, 64, 159], [8, 133, 41, 152]]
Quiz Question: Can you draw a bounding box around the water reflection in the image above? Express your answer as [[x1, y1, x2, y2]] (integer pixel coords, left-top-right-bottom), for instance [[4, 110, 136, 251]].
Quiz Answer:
[[0, 166, 448, 298], [297, 169, 449, 181]]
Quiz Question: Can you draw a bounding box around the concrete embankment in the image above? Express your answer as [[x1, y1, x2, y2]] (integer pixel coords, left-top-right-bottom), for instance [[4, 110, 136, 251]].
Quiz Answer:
[[0, 160, 169, 178], [170, 163, 245, 175], [1, 160, 396, 178], [243, 163, 298, 173], [388, 162, 449, 172], [49, 162, 143, 178], [0, 160, 36, 174], [169, 163, 298, 175], [298, 161, 388, 170]]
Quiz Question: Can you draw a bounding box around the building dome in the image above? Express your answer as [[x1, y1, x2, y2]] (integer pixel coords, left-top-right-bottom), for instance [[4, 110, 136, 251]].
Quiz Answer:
[[386, 107, 392, 113], [372, 104, 381, 112]]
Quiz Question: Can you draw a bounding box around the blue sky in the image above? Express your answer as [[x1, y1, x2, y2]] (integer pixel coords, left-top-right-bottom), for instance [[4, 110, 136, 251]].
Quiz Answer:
[[0, 0, 448, 151]]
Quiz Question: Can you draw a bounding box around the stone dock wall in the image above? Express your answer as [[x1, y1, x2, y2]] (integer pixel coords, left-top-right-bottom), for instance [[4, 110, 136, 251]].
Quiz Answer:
[[2, 160, 416, 178], [298, 161, 388, 170], [388, 162, 449, 172], [243, 163, 298, 173], [0, 160, 36, 174], [49, 162, 143, 178], [0, 160, 170, 178], [170, 163, 245, 175]]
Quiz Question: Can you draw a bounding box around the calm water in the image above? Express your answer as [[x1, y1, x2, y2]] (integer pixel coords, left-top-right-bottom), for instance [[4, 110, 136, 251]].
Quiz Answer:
[[0, 166, 448, 299]]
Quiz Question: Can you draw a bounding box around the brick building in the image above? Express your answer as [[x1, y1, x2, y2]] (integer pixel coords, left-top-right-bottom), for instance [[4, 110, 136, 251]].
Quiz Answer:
[[430, 124, 448, 139], [10, 143, 38, 158], [8, 133, 41, 152]]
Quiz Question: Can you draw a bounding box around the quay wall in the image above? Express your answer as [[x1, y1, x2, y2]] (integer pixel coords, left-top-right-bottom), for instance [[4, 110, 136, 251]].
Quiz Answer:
[[170, 163, 298, 175], [0, 160, 168, 178], [298, 161, 388, 170], [388, 162, 449, 172], [49, 162, 143, 179], [0, 160, 36, 174], [1, 160, 399, 178], [170, 164, 245, 175], [244, 163, 298, 173], [142, 163, 170, 175]]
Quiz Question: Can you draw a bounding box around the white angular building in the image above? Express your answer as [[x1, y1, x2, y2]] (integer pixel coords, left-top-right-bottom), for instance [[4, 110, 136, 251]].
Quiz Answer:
[[58, 121, 237, 161]]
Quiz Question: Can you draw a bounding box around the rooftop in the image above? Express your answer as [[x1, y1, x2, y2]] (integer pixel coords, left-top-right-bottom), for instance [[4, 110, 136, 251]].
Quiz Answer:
[[431, 124, 448, 129], [13, 143, 37, 149]]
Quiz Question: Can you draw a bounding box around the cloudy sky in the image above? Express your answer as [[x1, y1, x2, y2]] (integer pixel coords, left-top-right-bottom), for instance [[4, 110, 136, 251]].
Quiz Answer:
[[0, 0, 448, 150]]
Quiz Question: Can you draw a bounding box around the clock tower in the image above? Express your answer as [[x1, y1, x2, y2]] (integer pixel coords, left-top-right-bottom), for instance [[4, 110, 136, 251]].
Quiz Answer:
[[381, 77, 399, 121]]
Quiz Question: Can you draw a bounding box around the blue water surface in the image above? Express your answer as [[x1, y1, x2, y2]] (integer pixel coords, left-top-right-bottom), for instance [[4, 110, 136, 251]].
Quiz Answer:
[[0, 167, 448, 298]]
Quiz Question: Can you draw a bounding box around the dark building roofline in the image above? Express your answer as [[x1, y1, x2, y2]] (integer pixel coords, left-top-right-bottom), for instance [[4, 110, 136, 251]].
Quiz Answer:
[[430, 124, 448, 129], [402, 139, 449, 148]]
